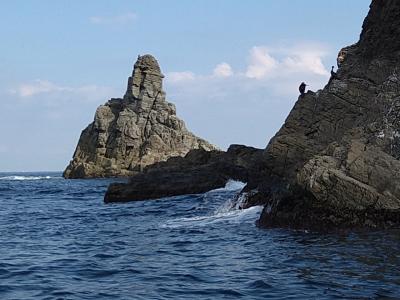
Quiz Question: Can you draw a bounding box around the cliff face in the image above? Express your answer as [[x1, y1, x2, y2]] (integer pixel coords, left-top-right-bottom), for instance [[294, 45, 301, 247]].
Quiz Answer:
[[254, 0, 400, 230], [64, 55, 216, 178]]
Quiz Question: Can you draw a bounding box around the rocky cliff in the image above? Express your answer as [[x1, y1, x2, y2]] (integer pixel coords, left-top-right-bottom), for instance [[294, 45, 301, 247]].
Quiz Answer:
[[253, 0, 400, 230], [64, 55, 216, 178], [103, 0, 400, 230]]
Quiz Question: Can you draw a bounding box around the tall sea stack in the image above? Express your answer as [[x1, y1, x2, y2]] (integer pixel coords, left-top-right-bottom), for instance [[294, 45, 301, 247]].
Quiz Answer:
[[64, 55, 217, 178]]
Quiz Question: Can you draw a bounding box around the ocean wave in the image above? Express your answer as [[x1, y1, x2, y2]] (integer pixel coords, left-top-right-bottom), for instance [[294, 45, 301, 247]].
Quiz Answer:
[[161, 205, 263, 229], [207, 179, 246, 193], [161, 179, 259, 228], [0, 175, 59, 181]]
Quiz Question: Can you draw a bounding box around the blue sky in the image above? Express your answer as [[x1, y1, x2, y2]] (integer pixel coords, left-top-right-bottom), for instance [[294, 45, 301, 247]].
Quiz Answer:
[[0, 1, 370, 171]]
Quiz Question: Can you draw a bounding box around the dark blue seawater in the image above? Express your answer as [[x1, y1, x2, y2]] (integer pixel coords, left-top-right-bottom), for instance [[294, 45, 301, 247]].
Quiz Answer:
[[0, 172, 399, 299]]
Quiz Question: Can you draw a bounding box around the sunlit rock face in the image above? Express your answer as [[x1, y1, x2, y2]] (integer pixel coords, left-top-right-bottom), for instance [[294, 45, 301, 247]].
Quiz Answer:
[[64, 54, 217, 178]]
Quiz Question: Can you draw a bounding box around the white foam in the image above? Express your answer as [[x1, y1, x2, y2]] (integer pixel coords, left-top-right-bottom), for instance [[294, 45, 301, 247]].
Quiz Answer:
[[0, 175, 55, 181], [214, 188, 258, 213], [207, 179, 246, 193], [160, 179, 262, 229], [161, 183, 262, 229], [161, 205, 263, 229]]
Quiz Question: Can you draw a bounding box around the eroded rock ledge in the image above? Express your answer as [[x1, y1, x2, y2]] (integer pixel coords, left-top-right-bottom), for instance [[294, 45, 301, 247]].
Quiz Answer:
[[64, 55, 217, 178], [104, 145, 264, 203]]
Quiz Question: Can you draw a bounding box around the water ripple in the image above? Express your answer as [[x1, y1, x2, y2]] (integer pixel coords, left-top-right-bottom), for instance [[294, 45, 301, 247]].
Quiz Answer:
[[0, 173, 399, 299]]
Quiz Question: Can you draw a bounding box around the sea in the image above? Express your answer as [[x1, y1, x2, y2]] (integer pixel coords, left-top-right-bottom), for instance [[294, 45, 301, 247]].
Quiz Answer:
[[0, 172, 399, 299]]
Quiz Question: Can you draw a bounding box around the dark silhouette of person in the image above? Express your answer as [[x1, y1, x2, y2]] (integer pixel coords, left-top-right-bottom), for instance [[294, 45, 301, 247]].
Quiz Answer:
[[331, 66, 337, 78], [299, 82, 307, 96], [328, 66, 337, 86]]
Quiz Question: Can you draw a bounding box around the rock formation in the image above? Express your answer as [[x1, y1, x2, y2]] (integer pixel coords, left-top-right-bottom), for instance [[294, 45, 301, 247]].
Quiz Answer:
[[105, 145, 264, 202], [253, 0, 400, 230], [103, 0, 400, 230], [64, 55, 217, 178]]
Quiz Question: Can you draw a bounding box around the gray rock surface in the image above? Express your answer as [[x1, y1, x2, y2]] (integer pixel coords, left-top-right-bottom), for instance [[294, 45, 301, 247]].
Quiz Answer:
[[104, 145, 264, 202], [254, 0, 400, 230], [64, 55, 217, 178]]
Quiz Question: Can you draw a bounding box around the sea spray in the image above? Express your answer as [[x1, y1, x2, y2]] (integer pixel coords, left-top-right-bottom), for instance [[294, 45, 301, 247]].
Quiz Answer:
[[161, 180, 262, 228]]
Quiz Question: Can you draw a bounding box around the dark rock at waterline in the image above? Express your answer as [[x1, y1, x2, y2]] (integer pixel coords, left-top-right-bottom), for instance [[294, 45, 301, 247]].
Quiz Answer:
[[64, 54, 216, 179], [104, 145, 264, 202]]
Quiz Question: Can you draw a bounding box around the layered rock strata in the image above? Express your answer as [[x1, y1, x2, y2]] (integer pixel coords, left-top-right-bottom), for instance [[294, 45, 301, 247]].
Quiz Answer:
[[64, 55, 216, 178], [104, 145, 265, 203], [254, 0, 400, 230]]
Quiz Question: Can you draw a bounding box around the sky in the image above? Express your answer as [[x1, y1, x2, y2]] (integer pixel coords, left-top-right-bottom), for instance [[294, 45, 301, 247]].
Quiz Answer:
[[0, 0, 370, 172]]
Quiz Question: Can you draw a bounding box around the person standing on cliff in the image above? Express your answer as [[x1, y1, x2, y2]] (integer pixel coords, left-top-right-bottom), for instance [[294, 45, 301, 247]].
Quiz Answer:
[[327, 66, 337, 86], [330, 66, 336, 78], [299, 82, 307, 96]]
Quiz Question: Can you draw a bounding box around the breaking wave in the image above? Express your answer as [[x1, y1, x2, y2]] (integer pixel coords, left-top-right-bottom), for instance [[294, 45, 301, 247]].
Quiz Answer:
[[208, 179, 246, 192], [161, 180, 263, 228], [161, 206, 263, 229]]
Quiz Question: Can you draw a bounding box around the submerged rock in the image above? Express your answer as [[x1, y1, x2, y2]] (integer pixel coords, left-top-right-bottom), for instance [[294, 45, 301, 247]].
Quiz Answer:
[[64, 55, 216, 178]]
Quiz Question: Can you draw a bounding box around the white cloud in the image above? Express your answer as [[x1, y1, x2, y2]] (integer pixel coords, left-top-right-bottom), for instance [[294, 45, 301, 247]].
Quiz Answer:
[[245, 47, 278, 79], [89, 12, 137, 25], [165, 43, 330, 98], [10, 79, 115, 102], [166, 71, 196, 83], [213, 62, 233, 78], [245, 44, 329, 79], [281, 45, 329, 76], [11, 80, 63, 97], [163, 42, 332, 149]]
